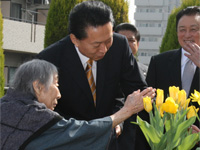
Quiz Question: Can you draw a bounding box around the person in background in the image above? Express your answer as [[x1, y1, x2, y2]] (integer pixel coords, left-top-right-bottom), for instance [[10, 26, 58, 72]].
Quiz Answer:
[[115, 23, 148, 77], [0, 59, 155, 150], [145, 6, 200, 150], [37, 1, 155, 149], [114, 23, 149, 150]]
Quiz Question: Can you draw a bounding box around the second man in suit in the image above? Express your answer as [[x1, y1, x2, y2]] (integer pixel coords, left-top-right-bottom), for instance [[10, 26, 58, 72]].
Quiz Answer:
[[114, 23, 149, 150], [146, 6, 200, 150]]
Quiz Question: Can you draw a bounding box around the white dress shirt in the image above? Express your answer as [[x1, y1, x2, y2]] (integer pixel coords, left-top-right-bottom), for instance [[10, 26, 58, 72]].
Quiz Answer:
[[75, 46, 97, 84]]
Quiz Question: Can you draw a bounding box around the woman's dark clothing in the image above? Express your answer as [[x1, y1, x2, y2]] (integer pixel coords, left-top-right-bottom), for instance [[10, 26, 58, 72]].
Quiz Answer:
[[0, 89, 63, 150], [0, 89, 112, 150]]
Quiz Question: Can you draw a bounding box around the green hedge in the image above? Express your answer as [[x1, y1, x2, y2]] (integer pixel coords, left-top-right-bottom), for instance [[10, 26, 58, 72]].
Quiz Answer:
[[44, 0, 129, 48], [0, 8, 5, 97]]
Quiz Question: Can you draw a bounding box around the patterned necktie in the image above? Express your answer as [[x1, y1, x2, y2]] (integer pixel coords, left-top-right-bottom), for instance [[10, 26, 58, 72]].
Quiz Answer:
[[85, 59, 96, 106], [182, 59, 194, 97]]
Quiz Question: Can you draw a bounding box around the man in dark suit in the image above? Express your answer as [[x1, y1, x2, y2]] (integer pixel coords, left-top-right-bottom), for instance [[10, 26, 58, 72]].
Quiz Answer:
[[147, 6, 200, 109], [37, 1, 155, 149], [146, 6, 200, 149], [114, 23, 149, 150]]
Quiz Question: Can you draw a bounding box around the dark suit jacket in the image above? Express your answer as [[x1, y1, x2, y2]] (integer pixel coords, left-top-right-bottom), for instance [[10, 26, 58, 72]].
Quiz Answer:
[[146, 48, 199, 103], [37, 33, 147, 121], [138, 48, 200, 150]]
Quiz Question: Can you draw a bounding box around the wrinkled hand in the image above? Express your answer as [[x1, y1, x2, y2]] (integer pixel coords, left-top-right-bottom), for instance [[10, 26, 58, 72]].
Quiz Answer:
[[115, 125, 122, 138], [143, 87, 156, 99], [110, 88, 155, 128], [183, 42, 200, 68], [124, 87, 155, 114]]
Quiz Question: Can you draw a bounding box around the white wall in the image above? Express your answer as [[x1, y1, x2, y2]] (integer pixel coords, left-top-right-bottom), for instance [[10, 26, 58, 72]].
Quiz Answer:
[[3, 19, 45, 54]]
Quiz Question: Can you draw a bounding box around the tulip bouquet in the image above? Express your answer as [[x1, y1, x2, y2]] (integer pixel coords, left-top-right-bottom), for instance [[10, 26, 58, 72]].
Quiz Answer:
[[133, 86, 200, 150]]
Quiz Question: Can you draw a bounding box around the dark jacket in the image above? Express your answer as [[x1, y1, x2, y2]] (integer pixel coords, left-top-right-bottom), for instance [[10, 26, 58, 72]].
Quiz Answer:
[[0, 89, 62, 150], [37, 33, 147, 120]]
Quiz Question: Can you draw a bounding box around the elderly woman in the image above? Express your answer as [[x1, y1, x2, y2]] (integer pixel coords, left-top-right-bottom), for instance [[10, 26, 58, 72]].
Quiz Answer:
[[1, 59, 155, 150]]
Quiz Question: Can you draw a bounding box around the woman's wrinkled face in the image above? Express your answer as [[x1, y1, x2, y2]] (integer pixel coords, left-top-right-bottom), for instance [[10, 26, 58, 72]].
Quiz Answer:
[[37, 74, 61, 110]]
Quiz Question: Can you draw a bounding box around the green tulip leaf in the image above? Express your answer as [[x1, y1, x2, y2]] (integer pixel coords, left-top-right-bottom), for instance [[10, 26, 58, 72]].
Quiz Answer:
[[172, 116, 196, 147], [177, 133, 199, 150], [155, 133, 168, 150], [153, 103, 164, 134], [175, 109, 189, 126], [137, 116, 161, 144]]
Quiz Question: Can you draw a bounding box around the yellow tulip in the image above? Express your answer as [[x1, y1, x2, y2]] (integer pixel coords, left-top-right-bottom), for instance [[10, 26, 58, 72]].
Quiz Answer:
[[187, 106, 199, 119], [159, 105, 164, 117], [178, 90, 187, 107], [190, 90, 200, 105], [182, 98, 191, 109], [143, 96, 152, 113], [169, 86, 179, 102], [156, 89, 164, 108], [162, 97, 179, 114]]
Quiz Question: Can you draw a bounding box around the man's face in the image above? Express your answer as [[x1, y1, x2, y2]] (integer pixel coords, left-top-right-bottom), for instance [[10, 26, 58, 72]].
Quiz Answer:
[[117, 30, 139, 55], [72, 22, 113, 61], [177, 15, 200, 47]]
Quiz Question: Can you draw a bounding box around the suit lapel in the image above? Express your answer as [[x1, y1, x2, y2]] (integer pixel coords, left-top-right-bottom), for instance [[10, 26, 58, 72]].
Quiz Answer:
[[96, 58, 106, 108], [168, 48, 199, 98], [168, 49, 182, 88], [61, 39, 94, 104], [189, 67, 200, 95]]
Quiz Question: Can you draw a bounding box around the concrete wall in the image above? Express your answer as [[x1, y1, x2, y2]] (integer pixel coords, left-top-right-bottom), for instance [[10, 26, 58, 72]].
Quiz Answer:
[[3, 19, 45, 53]]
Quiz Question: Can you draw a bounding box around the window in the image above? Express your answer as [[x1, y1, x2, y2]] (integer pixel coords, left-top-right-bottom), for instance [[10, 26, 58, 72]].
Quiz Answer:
[[10, 3, 22, 21], [149, 37, 157, 42], [4, 66, 17, 87], [141, 37, 145, 42], [149, 23, 155, 27], [34, 0, 42, 4], [149, 9, 155, 13], [140, 52, 147, 56]]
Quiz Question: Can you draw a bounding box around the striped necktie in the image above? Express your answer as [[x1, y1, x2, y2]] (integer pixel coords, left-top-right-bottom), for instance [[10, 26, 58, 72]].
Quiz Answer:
[[85, 59, 96, 106]]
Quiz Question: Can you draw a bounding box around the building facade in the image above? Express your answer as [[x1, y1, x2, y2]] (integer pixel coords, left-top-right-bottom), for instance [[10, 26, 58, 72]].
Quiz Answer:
[[134, 0, 181, 65], [1, 0, 182, 89], [1, 0, 49, 88]]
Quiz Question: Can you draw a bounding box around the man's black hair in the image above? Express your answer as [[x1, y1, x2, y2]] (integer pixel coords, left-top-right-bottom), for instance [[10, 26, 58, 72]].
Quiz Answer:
[[176, 6, 200, 31], [115, 23, 140, 42], [68, 1, 114, 40]]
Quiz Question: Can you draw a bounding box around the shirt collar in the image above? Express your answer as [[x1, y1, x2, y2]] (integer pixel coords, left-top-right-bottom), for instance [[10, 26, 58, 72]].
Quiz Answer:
[[75, 45, 89, 67], [181, 48, 196, 68], [181, 48, 191, 66]]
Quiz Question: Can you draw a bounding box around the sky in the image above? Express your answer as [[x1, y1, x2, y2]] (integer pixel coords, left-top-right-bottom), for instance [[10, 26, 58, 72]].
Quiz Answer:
[[127, 0, 136, 24]]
